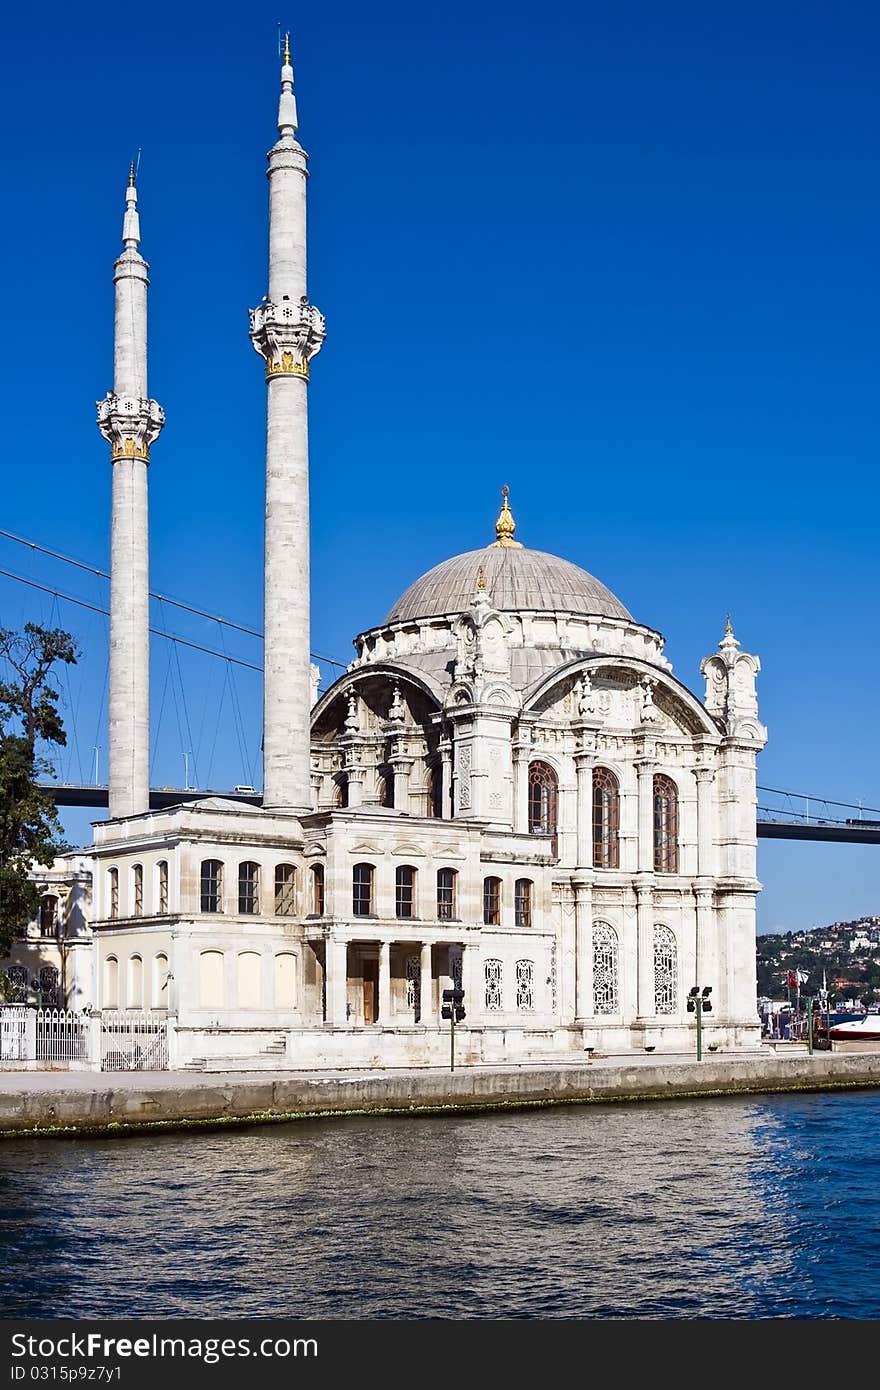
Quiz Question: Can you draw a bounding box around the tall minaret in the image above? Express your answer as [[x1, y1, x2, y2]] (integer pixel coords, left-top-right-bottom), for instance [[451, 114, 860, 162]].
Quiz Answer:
[[249, 35, 325, 811], [97, 167, 164, 819]]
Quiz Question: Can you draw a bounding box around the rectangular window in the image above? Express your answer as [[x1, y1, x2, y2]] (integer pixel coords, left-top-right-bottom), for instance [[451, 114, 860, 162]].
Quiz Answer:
[[109, 869, 118, 920], [515, 879, 532, 928], [396, 866, 415, 919], [158, 861, 169, 915], [483, 877, 501, 926], [133, 866, 143, 917], [275, 864, 296, 916], [239, 862, 260, 915], [200, 860, 223, 914], [437, 869, 456, 921], [312, 865, 325, 916], [353, 864, 373, 917]]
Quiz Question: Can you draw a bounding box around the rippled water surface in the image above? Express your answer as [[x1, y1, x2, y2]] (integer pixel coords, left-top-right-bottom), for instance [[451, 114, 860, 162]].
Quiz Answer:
[[2, 1091, 879, 1318]]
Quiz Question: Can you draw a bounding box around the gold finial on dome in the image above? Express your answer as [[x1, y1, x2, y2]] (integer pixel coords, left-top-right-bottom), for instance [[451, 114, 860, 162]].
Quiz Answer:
[[725, 612, 732, 636], [490, 484, 523, 548], [128, 161, 136, 188], [283, 30, 291, 65]]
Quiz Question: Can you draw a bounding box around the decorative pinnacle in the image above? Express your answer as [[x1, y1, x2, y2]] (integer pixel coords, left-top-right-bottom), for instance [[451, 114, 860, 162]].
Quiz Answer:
[[725, 613, 733, 636], [128, 161, 135, 188], [490, 484, 523, 548], [283, 31, 291, 65]]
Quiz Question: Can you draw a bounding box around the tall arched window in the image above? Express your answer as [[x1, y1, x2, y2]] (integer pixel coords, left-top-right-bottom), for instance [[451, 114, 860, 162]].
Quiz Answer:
[[515, 879, 532, 928], [593, 767, 620, 869], [592, 921, 619, 1015], [157, 861, 169, 915], [40, 895, 59, 936], [108, 868, 119, 920], [654, 924, 678, 1014], [132, 864, 143, 917], [437, 868, 457, 920], [275, 864, 296, 916], [104, 956, 119, 1008], [152, 953, 169, 1008], [128, 955, 144, 1009], [528, 761, 558, 835], [353, 863, 374, 917], [200, 859, 223, 913], [483, 876, 502, 926], [239, 862, 260, 914], [395, 866, 416, 919], [311, 864, 325, 915], [653, 775, 679, 873]]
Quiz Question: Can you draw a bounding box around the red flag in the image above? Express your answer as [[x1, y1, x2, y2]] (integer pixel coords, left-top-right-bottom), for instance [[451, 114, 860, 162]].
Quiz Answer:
[[787, 970, 798, 989]]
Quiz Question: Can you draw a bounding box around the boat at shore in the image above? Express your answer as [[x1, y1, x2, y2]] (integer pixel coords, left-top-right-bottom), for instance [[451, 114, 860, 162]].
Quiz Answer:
[[828, 1013, 880, 1041]]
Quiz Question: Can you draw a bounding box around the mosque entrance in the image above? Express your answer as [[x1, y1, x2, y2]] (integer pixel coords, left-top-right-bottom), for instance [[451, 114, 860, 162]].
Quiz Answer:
[[362, 959, 379, 1024]]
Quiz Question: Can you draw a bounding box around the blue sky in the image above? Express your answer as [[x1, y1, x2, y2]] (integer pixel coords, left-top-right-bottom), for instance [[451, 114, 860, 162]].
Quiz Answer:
[[0, 0, 877, 934]]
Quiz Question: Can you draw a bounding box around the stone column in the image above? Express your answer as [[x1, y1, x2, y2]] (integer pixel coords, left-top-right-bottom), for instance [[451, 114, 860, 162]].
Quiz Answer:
[[97, 175, 164, 820], [378, 941, 391, 1024], [636, 883, 655, 1019], [389, 747, 415, 813], [512, 740, 529, 833], [438, 739, 452, 820], [635, 756, 655, 873], [695, 767, 716, 878], [574, 748, 595, 869], [250, 51, 325, 812], [326, 936, 348, 1025], [419, 942, 433, 1024], [573, 876, 594, 1020]]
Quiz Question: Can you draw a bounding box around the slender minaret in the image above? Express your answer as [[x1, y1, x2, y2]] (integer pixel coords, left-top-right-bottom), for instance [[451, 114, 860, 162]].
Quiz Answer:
[[97, 167, 164, 819], [249, 35, 325, 811]]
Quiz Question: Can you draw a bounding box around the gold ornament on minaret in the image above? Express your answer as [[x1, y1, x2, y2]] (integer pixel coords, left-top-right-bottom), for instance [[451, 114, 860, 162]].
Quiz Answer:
[[491, 485, 523, 548]]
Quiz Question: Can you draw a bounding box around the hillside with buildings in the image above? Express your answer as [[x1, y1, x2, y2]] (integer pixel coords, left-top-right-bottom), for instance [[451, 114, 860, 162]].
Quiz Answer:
[[757, 915, 880, 1005]]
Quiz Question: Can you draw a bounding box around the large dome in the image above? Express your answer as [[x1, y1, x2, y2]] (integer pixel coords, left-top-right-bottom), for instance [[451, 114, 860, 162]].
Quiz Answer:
[[386, 544, 632, 624]]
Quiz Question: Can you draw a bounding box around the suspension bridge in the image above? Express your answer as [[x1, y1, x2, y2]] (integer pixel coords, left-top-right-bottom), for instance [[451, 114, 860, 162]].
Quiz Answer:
[[2, 525, 878, 845]]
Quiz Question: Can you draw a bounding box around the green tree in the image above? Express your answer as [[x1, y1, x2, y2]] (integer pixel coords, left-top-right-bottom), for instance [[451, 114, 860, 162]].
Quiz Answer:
[[0, 623, 78, 955]]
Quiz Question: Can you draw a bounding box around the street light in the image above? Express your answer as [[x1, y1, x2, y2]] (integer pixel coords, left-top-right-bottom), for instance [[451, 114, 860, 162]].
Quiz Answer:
[[441, 986, 466, 1072], [686, 985, 712, 1060]]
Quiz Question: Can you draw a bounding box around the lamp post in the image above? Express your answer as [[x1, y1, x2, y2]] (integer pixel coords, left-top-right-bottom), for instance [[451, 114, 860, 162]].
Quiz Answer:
[[441, 986, 466, 1072], [687, 985, 712, 1060]]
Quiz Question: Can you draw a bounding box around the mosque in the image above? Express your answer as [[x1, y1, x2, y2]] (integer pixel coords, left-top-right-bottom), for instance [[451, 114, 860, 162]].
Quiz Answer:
[[4, 45, 767, 1066]]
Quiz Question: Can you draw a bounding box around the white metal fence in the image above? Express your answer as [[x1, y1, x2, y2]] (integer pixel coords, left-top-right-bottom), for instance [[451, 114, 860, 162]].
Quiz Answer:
[[100, 1011, 169, 1071], [0, 1006, 28, 1061], [1, 1006, 169, 1070]]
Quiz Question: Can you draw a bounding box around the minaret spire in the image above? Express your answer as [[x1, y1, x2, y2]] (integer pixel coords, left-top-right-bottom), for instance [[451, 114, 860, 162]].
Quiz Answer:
[[250, 44, 325, 810], [97, 170, 165, 819]]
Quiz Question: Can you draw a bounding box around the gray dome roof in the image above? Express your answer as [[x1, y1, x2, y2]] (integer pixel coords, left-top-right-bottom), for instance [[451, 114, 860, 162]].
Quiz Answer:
[[386, 546, 632, 624]]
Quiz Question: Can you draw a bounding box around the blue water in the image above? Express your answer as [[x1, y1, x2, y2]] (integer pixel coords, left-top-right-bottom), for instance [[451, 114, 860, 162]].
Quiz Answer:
[[1, 1090, 879, 1318]]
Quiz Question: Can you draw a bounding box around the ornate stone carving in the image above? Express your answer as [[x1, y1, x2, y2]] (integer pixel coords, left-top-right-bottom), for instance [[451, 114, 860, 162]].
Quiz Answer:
[[249, 294, 326, 378], [640, 676, 659, 724], [97, 392, 164, 462]]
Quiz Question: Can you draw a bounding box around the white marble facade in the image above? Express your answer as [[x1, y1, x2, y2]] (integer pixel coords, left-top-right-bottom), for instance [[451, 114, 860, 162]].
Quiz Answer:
[[4, 48, 768, 1067]]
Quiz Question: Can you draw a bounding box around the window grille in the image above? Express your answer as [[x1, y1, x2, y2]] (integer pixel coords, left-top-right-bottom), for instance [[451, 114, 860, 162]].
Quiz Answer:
[[405, 955, 421, 1020], [484, 958, 503, 1011], [592, 921, 619, 1014], [593, 767, 620, 868], [528, 761, 558, 835], [516, 959, 535, 1011], [654, 924, 677, 1014]]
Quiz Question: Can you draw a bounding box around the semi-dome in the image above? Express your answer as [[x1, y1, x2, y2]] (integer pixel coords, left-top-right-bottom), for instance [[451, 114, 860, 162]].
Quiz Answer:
[[386, 489, 632, 625]]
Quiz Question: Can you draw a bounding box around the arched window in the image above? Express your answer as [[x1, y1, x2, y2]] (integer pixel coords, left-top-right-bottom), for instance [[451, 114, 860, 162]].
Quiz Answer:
[[108, 868, 119, 920], [484, 959, 503, 1011], [237, 951, 262, 1008], [437, 868, 457, 921], [353, 863, 374, 917], [528, 761, 558, 835], [199, 950, 225, 1009], [275, 864, 296, 916], [395, 866, 416, 919], [311, 863, 325, 915], [40, 895, 59, 936], [104, 956, 119, 1008], [378, 769, 395, 809], [152, 953, 169, 1008], [483, 876, 502, 926], [200, 859, 223, 913], [593, 767, 620, 869], [132, 864, 143, 917], [128, 955, 143, 1009], [239, 862, 260, 914], [333, 777, 348, 808], [275, 953, 296, 1008], [654, 924, 678, 1014], [653, 775, 679, 873], [592, 921, 619, 1015], [38, 965, 59, 1007], [515, 879, 533, 928], [516, 959, 535, 1011], [157, 861, 169, 914]]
